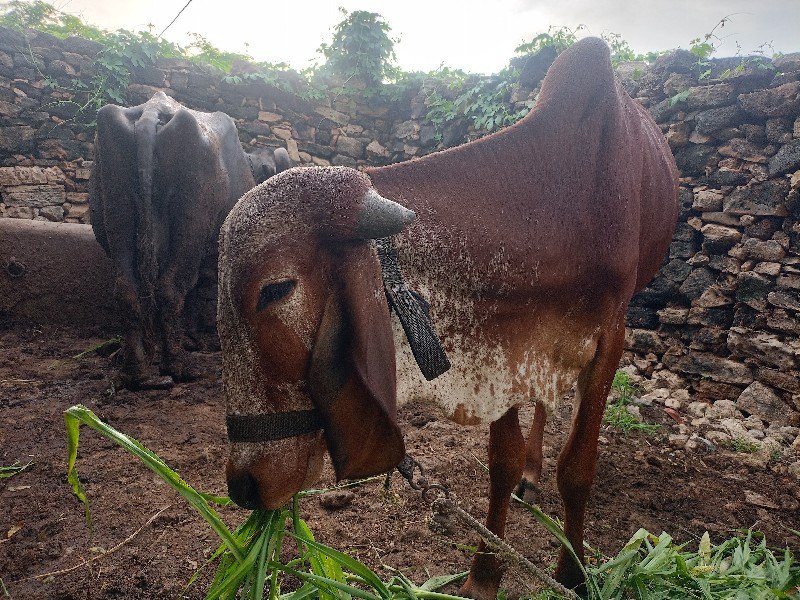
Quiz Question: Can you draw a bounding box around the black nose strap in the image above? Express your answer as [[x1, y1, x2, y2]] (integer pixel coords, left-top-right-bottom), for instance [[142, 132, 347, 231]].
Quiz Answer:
[[226, 409, 324, 442]]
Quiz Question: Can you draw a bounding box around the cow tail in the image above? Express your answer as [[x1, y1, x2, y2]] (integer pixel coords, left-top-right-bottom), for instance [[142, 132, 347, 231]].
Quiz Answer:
[[134, 108, 159, 344]]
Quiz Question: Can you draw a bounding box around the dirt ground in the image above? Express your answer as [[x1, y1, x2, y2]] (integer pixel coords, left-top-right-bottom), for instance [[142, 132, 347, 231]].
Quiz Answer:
[[2, 319, 800, 600]]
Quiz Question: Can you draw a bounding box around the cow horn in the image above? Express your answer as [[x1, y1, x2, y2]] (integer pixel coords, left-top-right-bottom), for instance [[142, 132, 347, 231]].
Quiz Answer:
[[352, 189, 416, 240]]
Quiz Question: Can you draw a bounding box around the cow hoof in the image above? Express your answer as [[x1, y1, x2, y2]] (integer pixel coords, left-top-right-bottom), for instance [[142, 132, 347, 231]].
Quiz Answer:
[[556, 554, 588, 596], [514, 478, 540, 504], [459, 575, 499, 600]]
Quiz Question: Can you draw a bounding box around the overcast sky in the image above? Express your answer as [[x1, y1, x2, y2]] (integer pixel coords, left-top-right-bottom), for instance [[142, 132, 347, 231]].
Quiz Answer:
[[51, 0, 798, 75]]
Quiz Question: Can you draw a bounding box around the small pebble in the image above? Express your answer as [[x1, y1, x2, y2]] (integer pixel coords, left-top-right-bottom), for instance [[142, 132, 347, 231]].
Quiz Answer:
[[664, 397, 682, 410], [668, 433, 689, 449], [687, 401, 709, 418], [319, 490, 356, 510]]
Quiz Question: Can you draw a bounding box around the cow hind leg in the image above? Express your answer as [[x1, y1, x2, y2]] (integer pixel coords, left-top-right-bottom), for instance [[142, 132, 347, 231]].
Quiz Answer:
[[555, 318, 625, 591], [515, 399, 547, 503], [155, 236, 211, 381], [111, 273, 155, 388], [156, 277, 193, 381], [460, 406, 525, 600]]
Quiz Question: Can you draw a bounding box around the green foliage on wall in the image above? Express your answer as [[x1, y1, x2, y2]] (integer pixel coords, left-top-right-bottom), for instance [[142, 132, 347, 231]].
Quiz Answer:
[[0, 2, 783, 144], [316, 8, 399, 86]]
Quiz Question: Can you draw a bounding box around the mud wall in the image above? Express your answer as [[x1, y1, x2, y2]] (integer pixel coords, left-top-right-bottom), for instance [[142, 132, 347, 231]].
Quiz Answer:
[[1, 26, 800, 411]]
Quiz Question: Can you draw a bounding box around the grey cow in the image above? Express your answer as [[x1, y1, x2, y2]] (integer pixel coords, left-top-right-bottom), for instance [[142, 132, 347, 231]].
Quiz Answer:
[[90, 91, 290, 387]]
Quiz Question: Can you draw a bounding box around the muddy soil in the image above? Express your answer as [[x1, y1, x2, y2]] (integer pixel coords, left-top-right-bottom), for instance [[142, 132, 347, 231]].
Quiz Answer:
[[2, 320, 799, 599]]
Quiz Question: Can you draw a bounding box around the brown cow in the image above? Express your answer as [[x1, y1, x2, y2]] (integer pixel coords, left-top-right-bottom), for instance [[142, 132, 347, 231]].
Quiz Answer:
[[218, 38, 678, 597], [90, 91, 290, 387]]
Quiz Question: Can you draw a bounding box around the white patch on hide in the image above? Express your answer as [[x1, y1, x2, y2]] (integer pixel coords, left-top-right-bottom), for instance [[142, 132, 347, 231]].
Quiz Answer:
[[392, 219, 604, 424], [394, 314, 601, 424]]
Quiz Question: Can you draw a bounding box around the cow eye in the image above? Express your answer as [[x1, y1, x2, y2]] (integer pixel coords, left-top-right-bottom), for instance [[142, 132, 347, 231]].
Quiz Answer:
[[256, 280, 295, 311]]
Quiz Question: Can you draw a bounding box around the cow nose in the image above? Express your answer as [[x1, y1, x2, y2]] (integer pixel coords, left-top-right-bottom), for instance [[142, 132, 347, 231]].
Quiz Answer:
[[227, 472, 262, 509]]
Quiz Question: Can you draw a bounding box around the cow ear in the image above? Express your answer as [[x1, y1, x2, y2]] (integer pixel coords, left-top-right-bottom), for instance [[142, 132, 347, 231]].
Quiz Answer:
[[308, 245, 405, 480]]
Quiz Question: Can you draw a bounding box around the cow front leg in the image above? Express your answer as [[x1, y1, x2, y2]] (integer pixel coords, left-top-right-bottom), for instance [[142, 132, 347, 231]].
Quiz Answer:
[[555, 319, 625, 590], [516, 400, 547, 503], [460, 406, 525, 600]]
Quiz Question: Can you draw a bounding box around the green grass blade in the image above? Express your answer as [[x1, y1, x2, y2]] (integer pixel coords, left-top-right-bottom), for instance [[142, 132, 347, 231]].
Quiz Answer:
[[418, 572, 468, 591], [384, 568, 418, 600], [267, 514, 287, 600], [72, 335, 121, 359], [205, 533, 268, 599], [285, 532, 391, 599], [294, 517, 349, 600], [0, 460, 34, 478], [512, 494, 587, 581], [253, 518, 274, 600], [65, 408, 92, 528], [280, 583, 319, 600], [273, 564, 382, 600], [63, 404, 244, 562]]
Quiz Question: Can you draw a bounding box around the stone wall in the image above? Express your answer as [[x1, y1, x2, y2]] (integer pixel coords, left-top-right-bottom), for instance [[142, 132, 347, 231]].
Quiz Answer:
[[618, 50, 800, 417], [1, 26, 800, 414]]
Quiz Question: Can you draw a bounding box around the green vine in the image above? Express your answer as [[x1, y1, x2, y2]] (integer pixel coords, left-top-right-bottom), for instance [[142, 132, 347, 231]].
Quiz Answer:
[[425, 68, 532, 142]]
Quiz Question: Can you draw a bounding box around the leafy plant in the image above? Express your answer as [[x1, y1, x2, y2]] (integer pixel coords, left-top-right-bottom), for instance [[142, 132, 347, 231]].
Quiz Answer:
[[666, 90, 689, 108], [317, 8, 399, 86], [688, 15, 736, 80], [64, 405, 800, 599], [514, 25, 586, 56], [0, 1, 185, 121], [603, 371, 660, 436], [187, 33, 252, 74], [589, 528, 800, 599], [600, 32, 664, 67], [0, 0, 97, 37], [64, 405, 468, 599], [723, 436, 761, 454], [424, 67, 532, 143]]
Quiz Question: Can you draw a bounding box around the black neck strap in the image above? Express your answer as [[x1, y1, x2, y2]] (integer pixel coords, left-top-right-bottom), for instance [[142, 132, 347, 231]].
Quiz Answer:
[[226, 409, 323, 442]]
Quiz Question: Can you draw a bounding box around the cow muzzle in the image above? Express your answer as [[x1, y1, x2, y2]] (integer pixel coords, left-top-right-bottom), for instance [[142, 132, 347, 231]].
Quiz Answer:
[[225, 410, 327, 509], [227, 470, 262, 510]]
